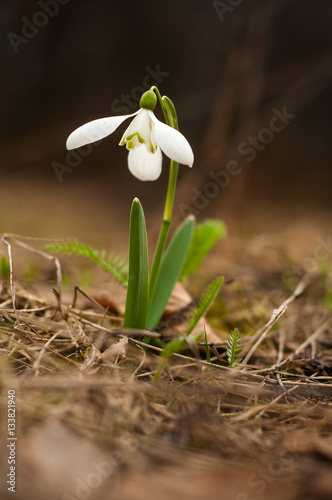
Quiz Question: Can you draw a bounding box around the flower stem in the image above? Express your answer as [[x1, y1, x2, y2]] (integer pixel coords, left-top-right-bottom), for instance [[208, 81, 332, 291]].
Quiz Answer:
[[148, 87, 179, 304], [149, 160, 179, 302]]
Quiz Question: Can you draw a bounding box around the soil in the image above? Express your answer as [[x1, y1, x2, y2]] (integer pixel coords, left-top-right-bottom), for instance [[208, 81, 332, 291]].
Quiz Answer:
[[0, 218, 332, 500]]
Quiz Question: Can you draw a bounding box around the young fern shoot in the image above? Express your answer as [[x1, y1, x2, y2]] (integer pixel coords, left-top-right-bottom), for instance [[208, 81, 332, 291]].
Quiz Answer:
[[226, 328, 243, 368], [46, 240, 128, 287], [186, 276, 223, 335]]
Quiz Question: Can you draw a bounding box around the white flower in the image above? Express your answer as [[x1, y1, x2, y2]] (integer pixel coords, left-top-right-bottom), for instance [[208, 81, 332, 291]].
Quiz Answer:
[[66, 94, 194, 181]]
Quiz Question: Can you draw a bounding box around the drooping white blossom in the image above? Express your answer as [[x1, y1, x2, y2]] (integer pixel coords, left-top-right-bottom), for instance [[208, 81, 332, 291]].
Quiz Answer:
[[66, 91, 194, 181]]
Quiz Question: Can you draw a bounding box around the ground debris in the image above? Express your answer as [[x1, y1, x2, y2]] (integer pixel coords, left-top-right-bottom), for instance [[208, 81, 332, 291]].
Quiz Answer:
[[0, 232, 332, 500]]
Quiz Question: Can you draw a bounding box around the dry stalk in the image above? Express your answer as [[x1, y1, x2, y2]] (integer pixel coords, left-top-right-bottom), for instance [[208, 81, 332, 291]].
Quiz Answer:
[[241, 274, 312, 365], [1, 233, 64, 313]]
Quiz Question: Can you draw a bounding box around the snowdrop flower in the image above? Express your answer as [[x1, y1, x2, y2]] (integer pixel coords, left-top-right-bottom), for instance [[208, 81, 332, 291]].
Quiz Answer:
[[66, 90, 194, 181]]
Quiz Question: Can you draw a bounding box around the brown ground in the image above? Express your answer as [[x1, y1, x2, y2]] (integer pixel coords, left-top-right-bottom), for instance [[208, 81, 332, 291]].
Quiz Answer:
[[0, 179, 332, 500]]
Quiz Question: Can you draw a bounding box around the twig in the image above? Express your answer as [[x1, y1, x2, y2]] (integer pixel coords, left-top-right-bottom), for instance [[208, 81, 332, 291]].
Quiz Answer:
[[32, 331, 61, 376], [0, 299, 14, 309], [10, 326, 81, 367], [130, 344, 147, 380], [1, 234, 63, 313], [70, 308, 121, 322], [71, 285, 112, 315], [253, 386, 299, 420], [1, 237, 17, 319], [128, 337, 278, 384], [249, 315, 331, 376], [271, 316, 331, 370], [1, 233, 68, 243], [276, 328, 286, 365], [9, 237, 63, 312], [71, 315, 160, 338], [241, 274, 311, 365]]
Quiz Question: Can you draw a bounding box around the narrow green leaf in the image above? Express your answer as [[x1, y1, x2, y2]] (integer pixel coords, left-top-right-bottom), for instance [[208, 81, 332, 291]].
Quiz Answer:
[[124, 198, 149, 329], [146, 216, 195, 328], [186, 276, 223, 335], [180, 220, 226, 282]]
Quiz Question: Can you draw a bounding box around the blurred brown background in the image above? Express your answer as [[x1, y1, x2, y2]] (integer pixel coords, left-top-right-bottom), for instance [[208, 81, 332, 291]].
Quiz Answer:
[[1, 0, 332, 248]]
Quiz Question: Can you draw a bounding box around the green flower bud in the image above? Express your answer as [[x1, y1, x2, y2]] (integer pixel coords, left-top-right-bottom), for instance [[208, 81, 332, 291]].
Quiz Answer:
[[139, 90, 157, 111]]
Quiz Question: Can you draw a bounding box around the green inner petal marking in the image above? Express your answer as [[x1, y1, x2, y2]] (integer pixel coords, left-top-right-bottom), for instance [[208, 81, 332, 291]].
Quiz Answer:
[[149, 141, 157, 153], [122, 132, 145, 150]]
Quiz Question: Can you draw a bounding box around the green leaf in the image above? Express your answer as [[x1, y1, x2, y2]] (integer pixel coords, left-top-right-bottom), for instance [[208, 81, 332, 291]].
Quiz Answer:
[[124, 198, 149, 329], [186, 276, 223, 335], [226, 328, 243, 368], [146, 216, 195, 328], [180, 220, 226, 282]]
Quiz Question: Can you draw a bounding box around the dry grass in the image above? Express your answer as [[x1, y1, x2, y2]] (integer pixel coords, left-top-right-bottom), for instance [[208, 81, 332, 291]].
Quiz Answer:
[[0, 233, 332, 500]]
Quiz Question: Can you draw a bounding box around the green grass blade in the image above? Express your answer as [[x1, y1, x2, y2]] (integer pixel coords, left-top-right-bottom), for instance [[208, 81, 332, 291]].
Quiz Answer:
[[146, 216, 195, 328], [179, 220, 226, 282], [186, 276, 223, 335], [124, 198, 149, 329]]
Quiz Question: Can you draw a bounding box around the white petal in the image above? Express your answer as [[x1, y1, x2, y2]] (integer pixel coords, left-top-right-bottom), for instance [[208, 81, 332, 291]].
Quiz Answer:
[[120, 109, 147, 143], [120, 109, 157, 153], [66, 111, 139, 150], [149, 111, 194, 167], [128, 145, 162, 181]]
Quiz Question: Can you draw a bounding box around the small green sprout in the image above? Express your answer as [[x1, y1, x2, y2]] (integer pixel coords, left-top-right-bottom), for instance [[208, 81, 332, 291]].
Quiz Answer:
[[226, 328, 243, 368]]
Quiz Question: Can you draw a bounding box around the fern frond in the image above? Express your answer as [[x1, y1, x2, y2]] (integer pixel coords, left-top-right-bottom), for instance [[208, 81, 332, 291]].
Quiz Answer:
[[186, 276, 223, 335], [46, 240, 128, 287], [226, 328, 243, 368]]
